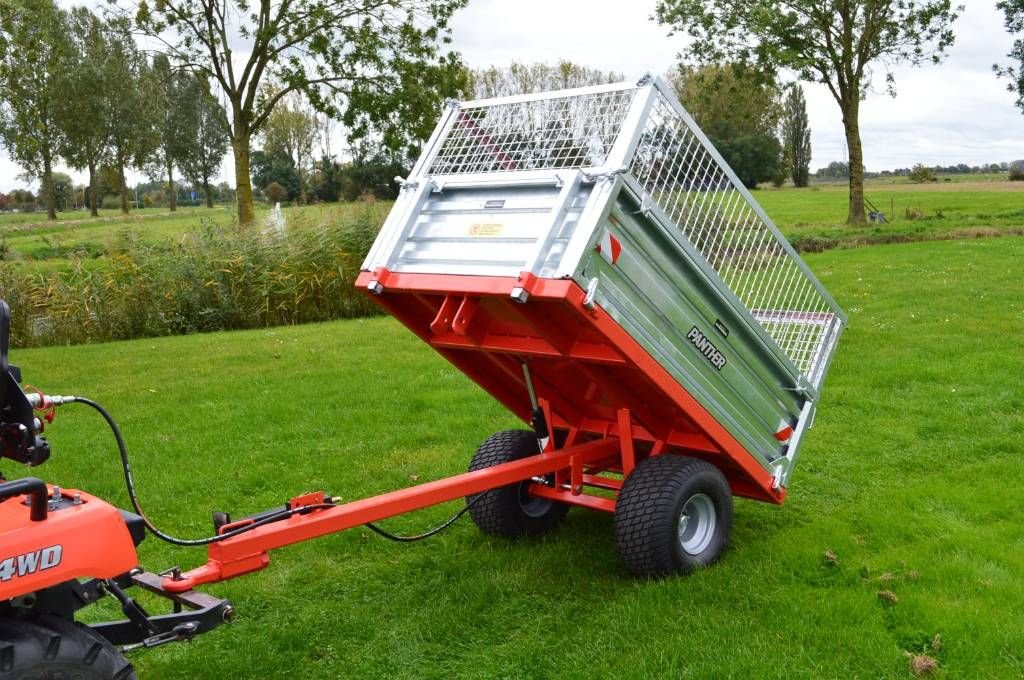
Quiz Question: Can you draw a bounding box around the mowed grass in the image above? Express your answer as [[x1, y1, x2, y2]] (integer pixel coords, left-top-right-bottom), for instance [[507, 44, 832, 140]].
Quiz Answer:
[[5, 235, 1022, 678], [756, 180, 1024, 248]]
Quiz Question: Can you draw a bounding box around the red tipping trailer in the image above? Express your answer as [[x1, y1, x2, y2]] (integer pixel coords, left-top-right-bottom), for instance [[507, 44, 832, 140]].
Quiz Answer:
[[0, 76, 845, 679], [161, 75, 845, 587]]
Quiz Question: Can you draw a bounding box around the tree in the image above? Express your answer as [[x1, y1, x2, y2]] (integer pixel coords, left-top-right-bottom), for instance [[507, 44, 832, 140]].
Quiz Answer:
[[908, 163, 935, 183], [469, 61, 624, 99], [669, 64, 784, 188], [997, 0, 1024, 112], [309, 155, 342, 202], [58, 7, 114, 217], [261, 92, 316, 203], [8, 189, 35, 211], [51, 172, 73, 210], [250, 150, 301, 201], [149, 54, 198, 212], [656, 0, 961, 224], [0, 0, 71, 221], [339, 141, 408, 200], [817, 161, 850, 179], [180, 78, 229, 209], [127, 0, 469, 225], [782, 84, 812, 187], [105, 20, 160, 214]]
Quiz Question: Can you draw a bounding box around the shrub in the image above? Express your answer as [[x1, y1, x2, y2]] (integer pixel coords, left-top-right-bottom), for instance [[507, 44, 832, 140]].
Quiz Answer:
[[908, 164, 936, 183], [1009, 166, 1024, 182], [0, 204, 388, 348], [101, 195, 122, 210], [264, 181, 288, 204]]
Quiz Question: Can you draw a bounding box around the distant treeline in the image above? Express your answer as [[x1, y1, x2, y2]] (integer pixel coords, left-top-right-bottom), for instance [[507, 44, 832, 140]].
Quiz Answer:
[[815, 160, 1024, 179]]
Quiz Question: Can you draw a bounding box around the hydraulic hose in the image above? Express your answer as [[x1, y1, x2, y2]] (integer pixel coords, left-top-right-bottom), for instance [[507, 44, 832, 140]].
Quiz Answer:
[[64, 396, 473, 546]]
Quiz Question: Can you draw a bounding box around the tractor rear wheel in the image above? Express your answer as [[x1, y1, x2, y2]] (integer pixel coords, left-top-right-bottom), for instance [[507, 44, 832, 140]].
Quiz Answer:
[[0, 615, 136, 680], [466, 429, 569, 537], [614, 455, 733, 578]]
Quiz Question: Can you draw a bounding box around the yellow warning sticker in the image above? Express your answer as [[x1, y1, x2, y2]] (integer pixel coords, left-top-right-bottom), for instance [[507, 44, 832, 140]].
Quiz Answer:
[[469, 223, 503, 236]]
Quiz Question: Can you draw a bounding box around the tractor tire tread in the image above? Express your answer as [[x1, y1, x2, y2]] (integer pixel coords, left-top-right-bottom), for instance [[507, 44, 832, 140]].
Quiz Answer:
[[0, 614, 137, 680]]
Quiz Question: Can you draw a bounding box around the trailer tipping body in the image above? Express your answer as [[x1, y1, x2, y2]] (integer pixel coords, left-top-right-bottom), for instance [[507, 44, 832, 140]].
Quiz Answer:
[[357, 76, 846, 503]]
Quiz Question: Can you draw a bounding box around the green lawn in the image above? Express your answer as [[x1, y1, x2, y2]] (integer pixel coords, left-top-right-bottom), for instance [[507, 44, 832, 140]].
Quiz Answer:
[[8, 236, 1023, 678], [756, 180, 1024, 249], [0, 207, 237, 262]]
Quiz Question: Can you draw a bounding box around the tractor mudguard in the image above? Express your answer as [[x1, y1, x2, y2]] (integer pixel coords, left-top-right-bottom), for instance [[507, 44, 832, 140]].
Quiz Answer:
[[0, 487, 140, 601]]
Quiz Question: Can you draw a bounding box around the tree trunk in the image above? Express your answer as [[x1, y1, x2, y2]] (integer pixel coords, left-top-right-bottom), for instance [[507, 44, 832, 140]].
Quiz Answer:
[[204, 177, 214, 208], [42, 154, 56, 221], [118, 158, 129, 215], [232, 133, 255, 226], [167, 159, 177, 212], [843, 99, 866, 225], [87, 160, 99, 217]]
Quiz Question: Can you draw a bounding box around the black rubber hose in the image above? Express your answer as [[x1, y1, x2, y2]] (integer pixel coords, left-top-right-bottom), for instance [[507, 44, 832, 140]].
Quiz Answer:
[[72, 396, 473, 546], [72, 397, 334, 546], [364, 496, 479, 542]]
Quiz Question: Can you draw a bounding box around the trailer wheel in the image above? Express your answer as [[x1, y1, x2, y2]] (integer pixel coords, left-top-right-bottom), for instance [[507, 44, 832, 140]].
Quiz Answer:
[[467, 429, 569, 537], [614, 455, 732, 578], [0, 614, 137, 680]]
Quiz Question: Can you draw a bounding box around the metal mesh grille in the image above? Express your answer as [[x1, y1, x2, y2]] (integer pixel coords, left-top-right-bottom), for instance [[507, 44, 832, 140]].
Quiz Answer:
[[628, 93, 841, 387], [428, 90, 635, 175]]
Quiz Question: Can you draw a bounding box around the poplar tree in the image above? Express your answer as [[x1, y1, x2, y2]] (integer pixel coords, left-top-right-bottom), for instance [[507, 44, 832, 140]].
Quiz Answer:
[[180, 79, 229, 209], [59, 7, 113, 217], [0, 0, 71, 220], [151, 55, 198, 212], [782, 84, 812, 188], [106, 20, 160, 214]]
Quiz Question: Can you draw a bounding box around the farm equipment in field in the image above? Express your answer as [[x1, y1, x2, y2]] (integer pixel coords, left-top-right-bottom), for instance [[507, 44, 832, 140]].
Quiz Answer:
[[0, 76, 844, 677]]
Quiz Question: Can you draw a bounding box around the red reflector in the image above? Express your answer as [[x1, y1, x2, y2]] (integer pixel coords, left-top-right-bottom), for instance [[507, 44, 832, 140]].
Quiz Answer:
[[774, 421, 793, 443], [597, 232, 623, 265], [609, 234, 622, 264]]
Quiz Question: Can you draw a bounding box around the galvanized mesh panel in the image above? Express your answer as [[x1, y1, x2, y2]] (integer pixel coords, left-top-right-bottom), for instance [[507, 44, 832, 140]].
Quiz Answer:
[[428, 89, 635, 175], [628, 92, 840, 387]]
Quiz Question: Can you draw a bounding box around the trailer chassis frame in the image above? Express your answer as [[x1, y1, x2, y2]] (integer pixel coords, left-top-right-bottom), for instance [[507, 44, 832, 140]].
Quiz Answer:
[[162, 415, 654, 594]]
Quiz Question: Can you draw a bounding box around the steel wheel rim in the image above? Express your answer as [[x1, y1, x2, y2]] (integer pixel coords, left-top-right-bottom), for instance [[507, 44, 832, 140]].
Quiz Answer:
[[677, 493, 716, 556], [519, 483, 553, 518]]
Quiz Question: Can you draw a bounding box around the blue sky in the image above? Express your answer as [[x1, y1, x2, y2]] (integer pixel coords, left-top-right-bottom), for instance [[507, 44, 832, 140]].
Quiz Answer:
[[2, 0, 1022, 192]]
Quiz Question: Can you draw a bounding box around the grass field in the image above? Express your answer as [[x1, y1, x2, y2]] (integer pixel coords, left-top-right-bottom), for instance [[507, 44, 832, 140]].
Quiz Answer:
[[0, 206, 237, 263], [9, 235, 1023, 678], [2, 179, 1022, 267], [756, 180, 1024, 249]]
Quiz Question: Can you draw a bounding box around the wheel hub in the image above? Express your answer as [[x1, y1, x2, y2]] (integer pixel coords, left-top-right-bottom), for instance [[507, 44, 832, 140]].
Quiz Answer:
[[518, 482, 553, 518], [677, 493, 716, 556]]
